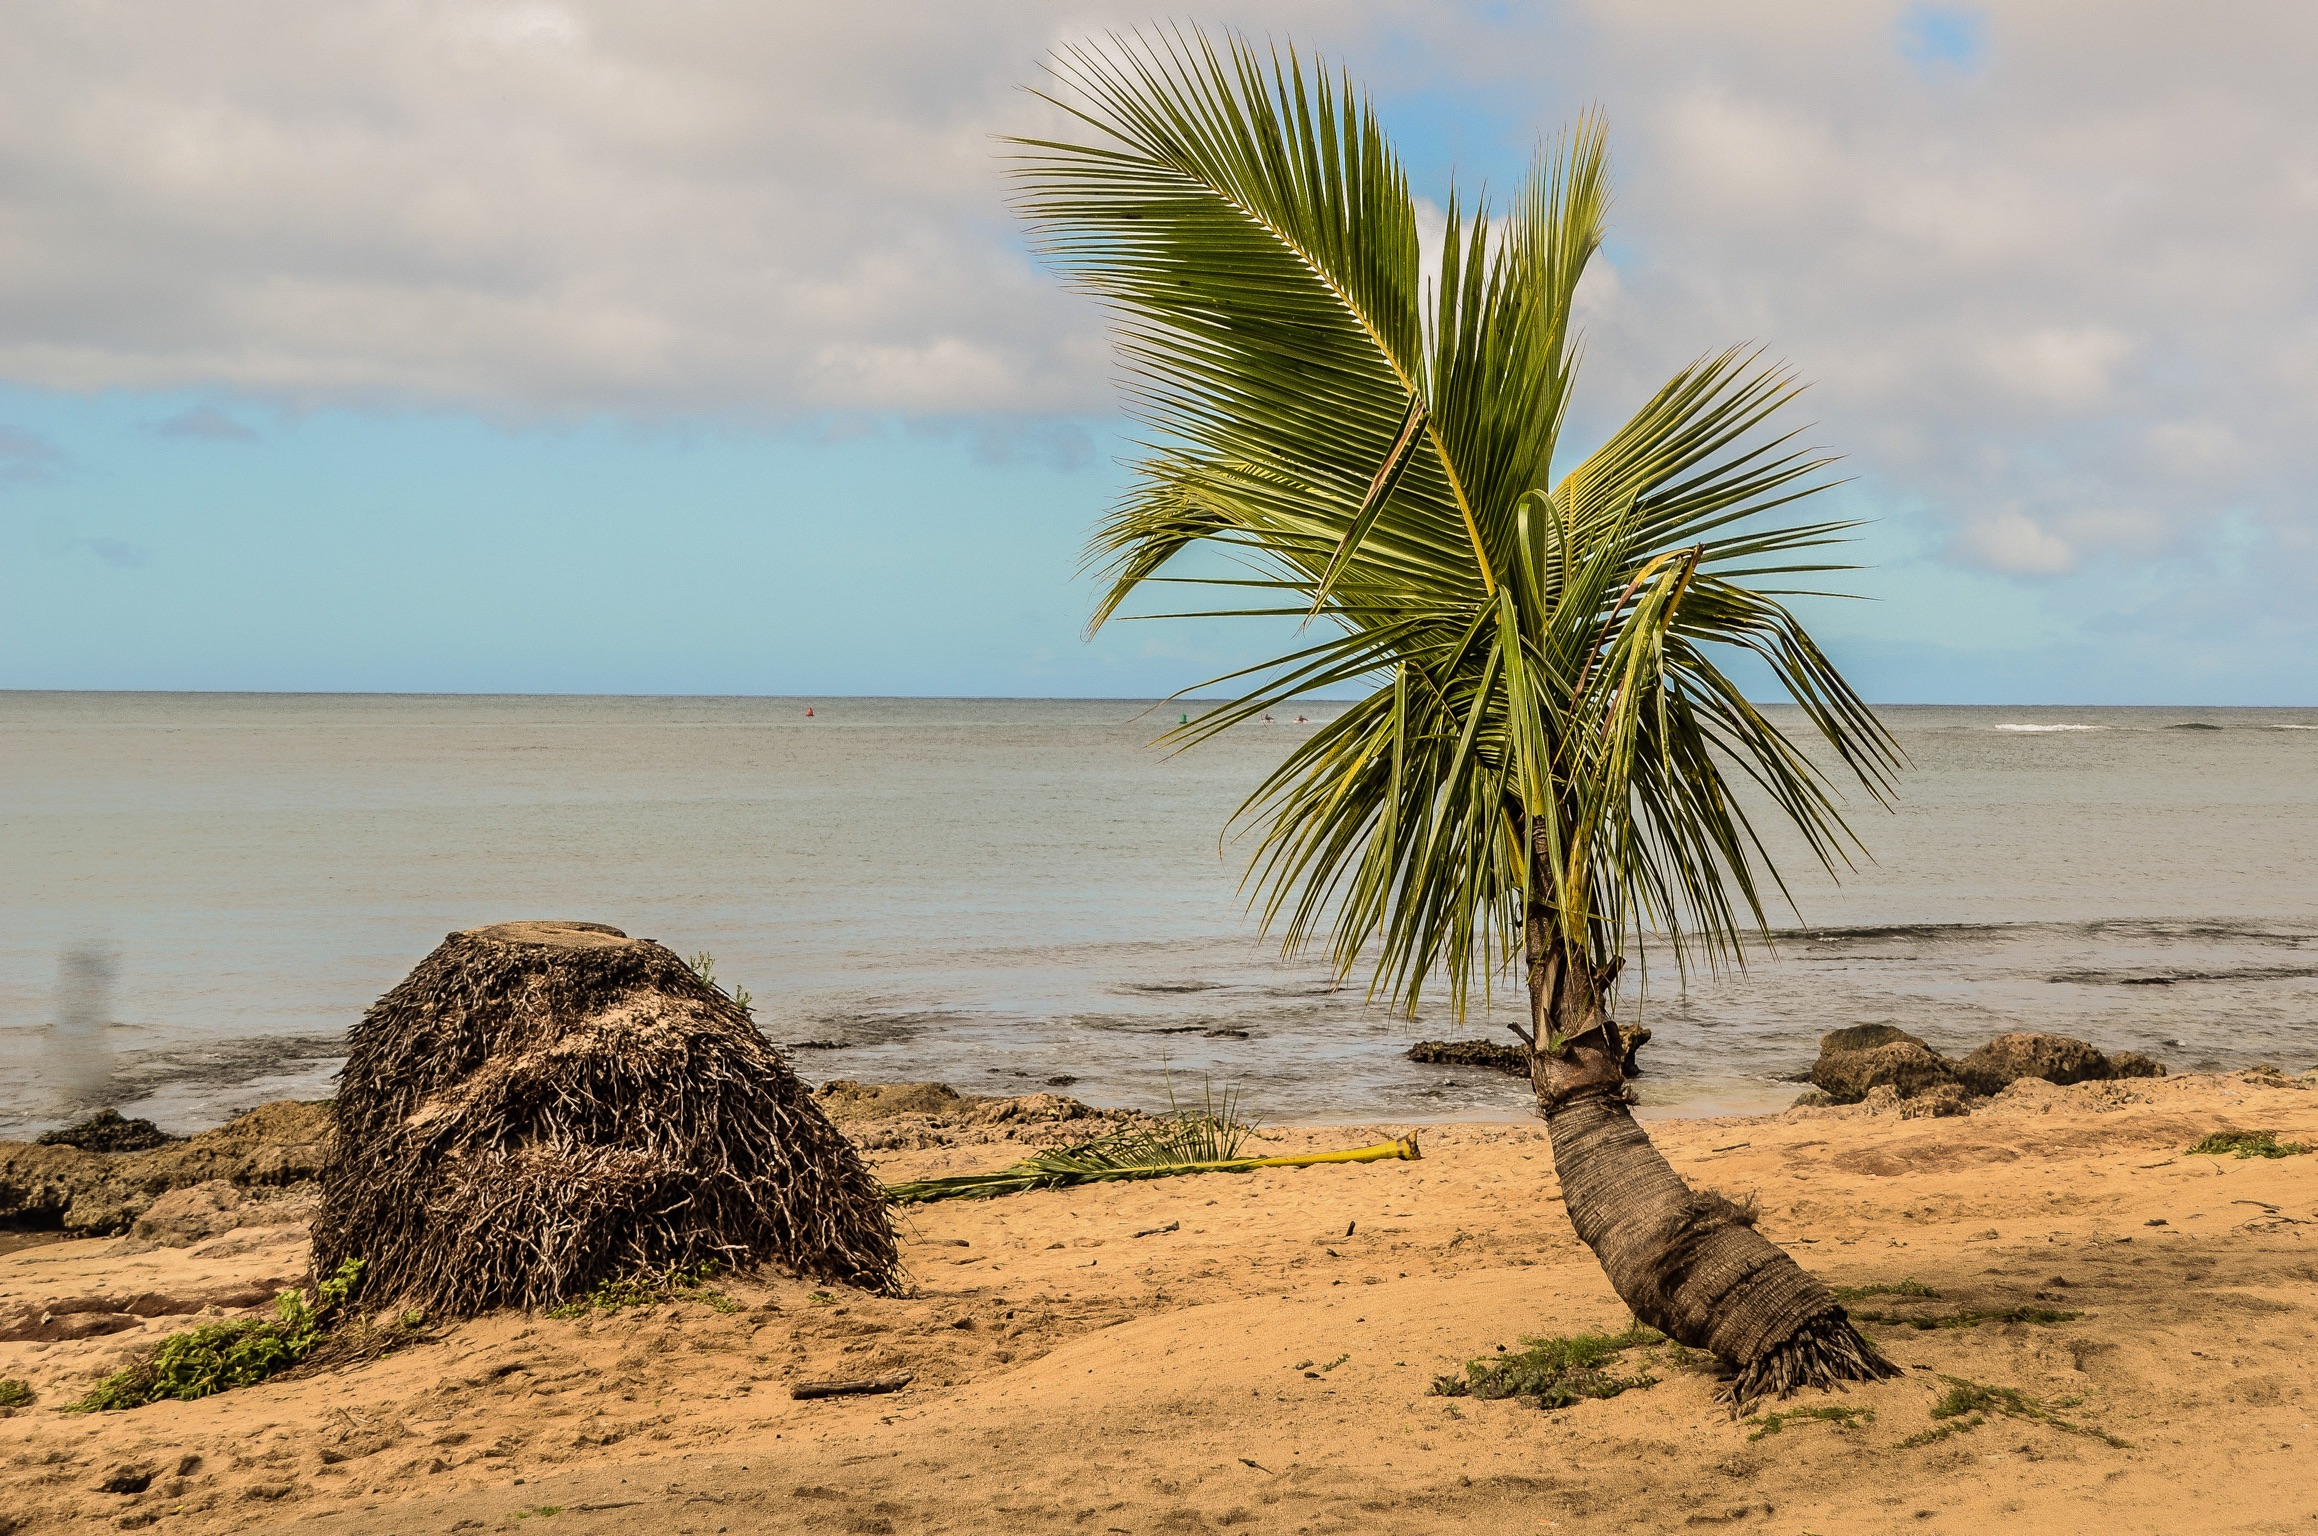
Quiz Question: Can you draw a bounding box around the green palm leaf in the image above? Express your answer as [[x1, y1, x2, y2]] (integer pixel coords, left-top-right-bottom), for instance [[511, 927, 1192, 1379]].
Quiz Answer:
[[1013, 28, 1900, 1023]]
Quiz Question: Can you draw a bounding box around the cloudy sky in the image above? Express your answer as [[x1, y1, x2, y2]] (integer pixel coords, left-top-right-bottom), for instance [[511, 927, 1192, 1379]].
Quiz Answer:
[[2, 1, 2311, 701]]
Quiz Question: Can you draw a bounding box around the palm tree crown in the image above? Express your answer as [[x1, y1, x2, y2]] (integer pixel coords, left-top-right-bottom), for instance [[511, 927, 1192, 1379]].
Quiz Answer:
[[1012, 28, 1901, 1029]]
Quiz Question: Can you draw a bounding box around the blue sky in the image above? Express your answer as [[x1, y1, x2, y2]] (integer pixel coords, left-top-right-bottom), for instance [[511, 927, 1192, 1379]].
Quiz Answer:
[[2, 2, 2312, 702]]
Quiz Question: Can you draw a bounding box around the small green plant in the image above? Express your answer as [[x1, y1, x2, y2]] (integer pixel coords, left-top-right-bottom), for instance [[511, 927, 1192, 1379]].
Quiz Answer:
[[67, 1259, 365, 1412], [687, 952, 753, 1011], [1432, 1325, 1665, 1410], [2187, 1130, 2311, 1159], [1746, 1404, 1874, 1442], [545, 1260, 736, 1319], [1832, 1279, 1939, 1301], [0, 1378, 34, 1409], [1899, 1374, 2128, 1449], [1851, 1305, 2081, 1330]]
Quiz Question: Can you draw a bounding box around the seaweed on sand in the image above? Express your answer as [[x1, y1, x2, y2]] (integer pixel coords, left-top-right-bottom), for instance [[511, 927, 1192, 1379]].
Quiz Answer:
[[1745, 1403, 1874, 1442], [64, 1260, 399, 1411], [1899, 1374, 2130, 1449], [2187, 1130, 2311, 1159], [546, 1260, 743, 1318], [1430, 1325, 1672, 1409]]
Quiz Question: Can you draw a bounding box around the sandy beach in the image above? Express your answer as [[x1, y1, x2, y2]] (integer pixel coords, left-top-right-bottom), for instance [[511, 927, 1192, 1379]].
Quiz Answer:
[[3, 1069, 2314, 1535]]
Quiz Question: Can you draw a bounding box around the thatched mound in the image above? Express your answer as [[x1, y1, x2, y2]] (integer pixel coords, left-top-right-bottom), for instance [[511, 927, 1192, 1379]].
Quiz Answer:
[[311, 922, 899, 1316]]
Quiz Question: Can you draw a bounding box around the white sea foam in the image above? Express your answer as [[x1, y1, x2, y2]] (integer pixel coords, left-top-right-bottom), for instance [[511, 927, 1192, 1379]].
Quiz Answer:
[[1991, 723, 2104, 733]]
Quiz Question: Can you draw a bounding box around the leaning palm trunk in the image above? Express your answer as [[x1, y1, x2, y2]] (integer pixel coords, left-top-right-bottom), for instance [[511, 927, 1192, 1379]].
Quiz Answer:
[[1527, 918, 1892, 1399], [1013, 30, 1906, 1402]]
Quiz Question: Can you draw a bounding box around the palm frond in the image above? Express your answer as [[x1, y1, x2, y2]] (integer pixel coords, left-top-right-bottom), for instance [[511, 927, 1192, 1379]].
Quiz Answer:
[[1016, 26, 1902, 1020], [882, 1095, 1421, 1205]]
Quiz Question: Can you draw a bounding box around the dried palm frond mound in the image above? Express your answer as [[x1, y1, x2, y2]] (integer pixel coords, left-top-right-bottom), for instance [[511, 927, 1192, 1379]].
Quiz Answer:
[[311, 922, 899, 1317]]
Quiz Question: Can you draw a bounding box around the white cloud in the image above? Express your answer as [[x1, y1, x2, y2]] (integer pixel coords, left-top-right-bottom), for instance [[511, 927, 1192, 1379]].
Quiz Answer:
[[0, 1, 1407, 419], [0, 0, 2313, 672], [1526, 0, 2318, 621], [1977, 327, 2134, 409], [1954, 509, 2077, 576]]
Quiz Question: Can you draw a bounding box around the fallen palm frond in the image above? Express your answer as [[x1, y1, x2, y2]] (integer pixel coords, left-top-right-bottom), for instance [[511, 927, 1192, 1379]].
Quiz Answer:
[[882, 1107, 1420, 1205]]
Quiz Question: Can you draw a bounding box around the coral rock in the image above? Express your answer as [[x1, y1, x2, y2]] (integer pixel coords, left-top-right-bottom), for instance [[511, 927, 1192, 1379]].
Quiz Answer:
[[1956, 1033, 2115, 1095], [1810, 1036, 1955, 1105]]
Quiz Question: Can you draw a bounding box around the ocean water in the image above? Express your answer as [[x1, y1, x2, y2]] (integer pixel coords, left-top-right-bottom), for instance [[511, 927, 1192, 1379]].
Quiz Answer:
[[2, 693, 2314, 1137]]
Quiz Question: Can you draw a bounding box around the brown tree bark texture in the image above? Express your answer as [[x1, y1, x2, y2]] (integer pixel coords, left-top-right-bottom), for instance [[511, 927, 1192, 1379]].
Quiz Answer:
[[1525, 911, 1893, 1401]]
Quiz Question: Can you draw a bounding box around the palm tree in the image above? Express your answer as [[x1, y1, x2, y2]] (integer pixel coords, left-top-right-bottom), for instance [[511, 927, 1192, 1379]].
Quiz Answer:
[[1012, 29, 1904, 1400]]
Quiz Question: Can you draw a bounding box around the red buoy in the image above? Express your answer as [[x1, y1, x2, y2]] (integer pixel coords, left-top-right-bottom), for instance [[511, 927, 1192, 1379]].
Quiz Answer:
[[805, 707, 815, 717]]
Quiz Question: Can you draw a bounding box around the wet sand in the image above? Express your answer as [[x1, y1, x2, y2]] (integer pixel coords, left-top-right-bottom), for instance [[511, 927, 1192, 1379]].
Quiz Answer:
[[3, 1070, 2314, 1534]]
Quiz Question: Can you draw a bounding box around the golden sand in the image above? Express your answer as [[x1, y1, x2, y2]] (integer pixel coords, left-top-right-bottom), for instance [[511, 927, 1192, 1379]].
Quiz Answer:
[[3, 1070, 2313, 1534]]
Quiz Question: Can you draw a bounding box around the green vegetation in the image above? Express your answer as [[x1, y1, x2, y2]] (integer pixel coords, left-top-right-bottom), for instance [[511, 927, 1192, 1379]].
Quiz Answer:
[[884, 1097, 1249, 1204], [1008, 24, 1901, 1395], [545, 1260, 738, 1319], [1899, 1374, 2128, 1450], [0, 1378, 34, 1409], [1431, 1325, 1667, 1409], [686, 952, 752, 1011], [2187, 1130, 2311, 1159], [1831, 1279, 1939, 1301], [67, 1260, 366, 1411], [1851, 1305, 2081, 1330], [1746, 1404, 1873, 1443]]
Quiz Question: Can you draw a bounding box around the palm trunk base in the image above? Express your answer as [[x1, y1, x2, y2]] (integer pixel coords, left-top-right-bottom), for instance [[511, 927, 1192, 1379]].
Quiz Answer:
[[1722, 1310, 1899, 1406], [1536, 1037, 1899, 1410]]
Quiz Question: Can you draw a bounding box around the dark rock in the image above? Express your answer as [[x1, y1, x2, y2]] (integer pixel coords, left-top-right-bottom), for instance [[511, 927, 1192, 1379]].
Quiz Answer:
[[1818, 1024, 1928, 1055], [1810, 1039, 1955, 1104], [2107, 1050, 2167, 1079], [1407, 1024, 1647, 1081], [36, 1109, 173, 1154], [97, 1467, 154, 1495], [1956, 1032, 2114, 1095], [0, 1100, 330, 1236], [1407, 1040, 1531, 1076]]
